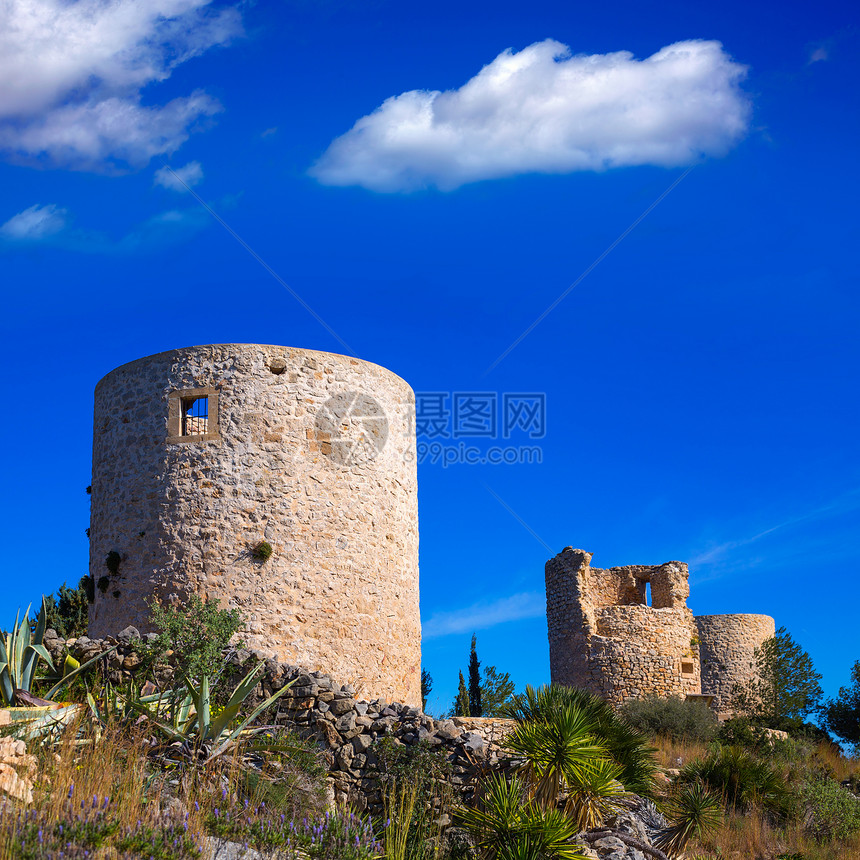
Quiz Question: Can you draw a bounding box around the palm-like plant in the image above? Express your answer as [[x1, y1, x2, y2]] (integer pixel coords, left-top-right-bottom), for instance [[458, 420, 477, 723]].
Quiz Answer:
[[654, 781, 722, 856], [564, 758, 629, 833], [455, 772, 588, 860], [505, 703, 608, 812], [504, 684, 657, 798], [676, 745, 792, 817]]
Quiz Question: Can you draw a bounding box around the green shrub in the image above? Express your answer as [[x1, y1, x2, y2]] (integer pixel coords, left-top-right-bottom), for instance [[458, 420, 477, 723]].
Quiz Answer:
[[620, 694, 718, 742], [105, 551, 121, 574], [800, 777, 860, 843], [144, 594, 244, 681], [251, 540, 273, 562], [677, 745, 793, 818], [42, 577, 90, 638]]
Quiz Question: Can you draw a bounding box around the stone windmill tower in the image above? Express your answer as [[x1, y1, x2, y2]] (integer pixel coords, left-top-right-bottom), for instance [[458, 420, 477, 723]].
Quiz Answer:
[[88, 344, 421, 705]]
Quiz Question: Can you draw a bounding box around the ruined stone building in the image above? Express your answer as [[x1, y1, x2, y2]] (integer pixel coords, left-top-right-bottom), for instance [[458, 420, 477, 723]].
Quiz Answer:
[[545, 548, 774, 710], [88, 344, 421, 705]]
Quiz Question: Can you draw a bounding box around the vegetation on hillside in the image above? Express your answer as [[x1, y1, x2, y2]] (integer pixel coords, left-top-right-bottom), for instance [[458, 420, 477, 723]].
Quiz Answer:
[[2, 595, 859, 860]]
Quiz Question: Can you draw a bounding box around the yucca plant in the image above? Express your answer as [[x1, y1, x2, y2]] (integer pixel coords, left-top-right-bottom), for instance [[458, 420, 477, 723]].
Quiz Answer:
[[455, 772, 588, 860], [676, 745, 792, 818], [504, 684, 657, 797], [125, 661, 294, 762], [564, 757, 629, 832], [505, 703, 608, 812], [655, 780, 723, 857]]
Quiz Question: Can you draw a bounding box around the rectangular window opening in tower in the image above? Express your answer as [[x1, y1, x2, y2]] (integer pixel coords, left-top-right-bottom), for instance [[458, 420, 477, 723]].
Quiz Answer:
[[681, 660, 695, 676], [182, 396, 209, 435], [167, 387, 219, 443]]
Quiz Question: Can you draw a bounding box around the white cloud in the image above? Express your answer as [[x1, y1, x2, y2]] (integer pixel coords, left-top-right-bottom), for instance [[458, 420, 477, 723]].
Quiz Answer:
[[422, 592, 545, 639], [154, 160, 205, 191], [311, 39, 751, 192], [0, 204, 67, 240], [0, 0, 241, 170], [808, 47, 829, 64]]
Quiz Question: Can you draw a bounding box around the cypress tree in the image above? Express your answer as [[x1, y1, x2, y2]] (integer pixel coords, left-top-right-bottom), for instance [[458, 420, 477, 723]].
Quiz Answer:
[[454, 670, 470, 717], [469, 634, 483, 717]]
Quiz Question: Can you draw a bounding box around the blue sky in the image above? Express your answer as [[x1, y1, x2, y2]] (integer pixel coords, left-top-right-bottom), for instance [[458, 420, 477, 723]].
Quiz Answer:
[[0, 0, 857, 716]]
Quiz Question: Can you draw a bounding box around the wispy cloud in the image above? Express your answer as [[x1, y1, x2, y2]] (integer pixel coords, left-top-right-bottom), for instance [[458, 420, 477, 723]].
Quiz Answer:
[[423, 591, 545, 639], [311, 38, 751, 192], [0, 204, 68, 240], [0, 202, 210, 253], [688, 488, 860, 578], [155, 161, 204, 191]]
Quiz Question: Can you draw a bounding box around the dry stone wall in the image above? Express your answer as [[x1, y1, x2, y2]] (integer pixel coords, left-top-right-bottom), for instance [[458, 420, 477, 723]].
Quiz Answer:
[[695, 614, 776, 712], [41, 629, 512, 814], [88, 344, 421, 705]]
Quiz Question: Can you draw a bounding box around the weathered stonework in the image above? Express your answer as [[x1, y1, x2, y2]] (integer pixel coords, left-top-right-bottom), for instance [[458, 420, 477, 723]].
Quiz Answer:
[[695, 614, 776, 712], [88, 344, 421, 705], [546, 547, 774, 708], [546, 549, 700, 705]]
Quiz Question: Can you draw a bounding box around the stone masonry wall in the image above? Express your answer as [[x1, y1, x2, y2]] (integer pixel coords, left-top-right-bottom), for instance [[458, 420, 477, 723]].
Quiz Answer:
[[42, 629, 513, 815], [88, 344, 421, 705], [590, 606, 701, 705], [546, 548, 700, 705], [696, 614, 776, 712]]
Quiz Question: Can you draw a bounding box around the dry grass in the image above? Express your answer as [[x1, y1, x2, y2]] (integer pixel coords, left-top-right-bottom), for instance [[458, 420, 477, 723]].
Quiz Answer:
[[690, 809, 860, 859], [650, 733, 710, 771], [0, 716, 199, 858], [648, 731, 860, 860], [807, 739, 858, 783], [37, 718, 165, 826]]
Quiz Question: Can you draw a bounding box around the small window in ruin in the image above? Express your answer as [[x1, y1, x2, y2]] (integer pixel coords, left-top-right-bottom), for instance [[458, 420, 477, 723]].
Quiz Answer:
[[681, 660, 695, 675], [182, 396, 208, 435], [645, 582, 652, 607]]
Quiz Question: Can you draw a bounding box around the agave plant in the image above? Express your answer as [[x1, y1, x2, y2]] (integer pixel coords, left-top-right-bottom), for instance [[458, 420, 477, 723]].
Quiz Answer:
[[125, 661, 294, 762], [455, 772, 588, 860], [0, 599, 54, 705], [0, 598, 113, 707]]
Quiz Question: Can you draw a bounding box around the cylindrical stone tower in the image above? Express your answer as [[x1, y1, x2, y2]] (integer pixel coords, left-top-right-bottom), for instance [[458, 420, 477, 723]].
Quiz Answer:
[[88, 344, 421, 705], [695, 614, 775, 712]]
